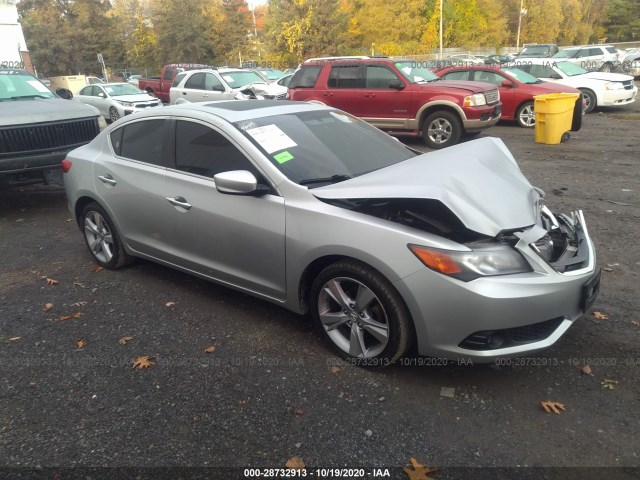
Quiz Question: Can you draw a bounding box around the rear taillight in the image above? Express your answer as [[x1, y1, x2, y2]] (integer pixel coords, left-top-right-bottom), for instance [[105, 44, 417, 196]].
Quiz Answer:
[[61, 159, 72, 173]]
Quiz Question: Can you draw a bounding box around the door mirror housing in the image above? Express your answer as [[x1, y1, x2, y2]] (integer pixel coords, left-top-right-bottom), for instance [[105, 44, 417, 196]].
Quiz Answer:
[[501, 80, 514, 88], [214, 170, 268, 195], [388, 79, 405, 90]]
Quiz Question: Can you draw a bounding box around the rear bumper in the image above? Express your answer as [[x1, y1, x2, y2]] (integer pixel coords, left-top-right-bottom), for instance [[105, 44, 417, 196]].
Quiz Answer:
[[0, 150, 68, 175]]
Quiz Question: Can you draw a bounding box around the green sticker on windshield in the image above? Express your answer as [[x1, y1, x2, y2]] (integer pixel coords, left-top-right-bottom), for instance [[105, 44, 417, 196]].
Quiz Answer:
[[273, 151, 294, 164]]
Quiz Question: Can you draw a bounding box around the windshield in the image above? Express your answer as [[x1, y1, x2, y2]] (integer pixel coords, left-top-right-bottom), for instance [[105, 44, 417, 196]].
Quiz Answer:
[[234, 110, 415, 187], [221, 71, 266, 88], [555, 61, 588, 76], [553, 49, 579, 59], [520, 46, 551, 56], [259, 69, 285, 81], [0, 72, 56, 101], [501, 67, 541, 84], [394, 61, 439, 83], [104, 83, 143, 96]]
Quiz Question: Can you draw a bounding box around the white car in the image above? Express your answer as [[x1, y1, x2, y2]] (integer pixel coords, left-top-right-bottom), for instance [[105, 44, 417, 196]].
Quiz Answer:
[[515, 59, 637, 113], [169, 68, 288, 105], [552, 45, 622, 72], [74, 83, 161, 122]]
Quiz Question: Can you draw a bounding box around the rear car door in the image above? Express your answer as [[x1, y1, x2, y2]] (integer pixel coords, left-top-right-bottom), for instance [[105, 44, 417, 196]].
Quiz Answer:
[[94, 118, 174, 259], [325, 64, 366, 116], [164, 118, 286, 299]]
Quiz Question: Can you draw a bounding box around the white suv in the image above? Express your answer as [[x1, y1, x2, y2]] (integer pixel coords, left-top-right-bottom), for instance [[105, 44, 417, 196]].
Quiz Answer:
[[169, 68, 288, 105], [552, 45, 623, 72]]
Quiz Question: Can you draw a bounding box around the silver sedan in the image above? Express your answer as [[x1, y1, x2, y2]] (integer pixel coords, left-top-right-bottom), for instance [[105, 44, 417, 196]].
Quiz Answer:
[[62, 101, 600, 365], [74, 82, 161, 122]]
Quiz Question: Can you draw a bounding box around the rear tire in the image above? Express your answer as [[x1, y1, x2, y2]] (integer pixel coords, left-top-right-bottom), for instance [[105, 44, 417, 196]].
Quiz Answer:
[[310, 260, 413, 366], [515, 101, 535, 128], [421, 111, 462, 149], [81, 202, 133, 269]]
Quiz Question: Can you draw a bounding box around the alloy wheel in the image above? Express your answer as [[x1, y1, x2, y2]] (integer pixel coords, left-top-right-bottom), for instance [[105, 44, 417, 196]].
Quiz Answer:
[[518, 104, 536, 127], [84, 211, 114, 263], [427, 118, 453, 145], [109, 107, 120, 122]]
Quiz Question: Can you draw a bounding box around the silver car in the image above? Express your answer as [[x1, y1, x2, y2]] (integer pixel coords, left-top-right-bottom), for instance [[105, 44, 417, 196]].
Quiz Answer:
[[74, 83, 161, 122], [62, 101, 600, 365]]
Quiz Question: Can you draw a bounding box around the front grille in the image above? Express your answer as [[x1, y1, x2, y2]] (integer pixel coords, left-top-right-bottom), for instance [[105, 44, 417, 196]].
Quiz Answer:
[[622, 80, 634, 90], [459, 317, 564, 350], [133, 102, 160, 108], [0, 118, 99, 156], [484, 89, 499, 104]]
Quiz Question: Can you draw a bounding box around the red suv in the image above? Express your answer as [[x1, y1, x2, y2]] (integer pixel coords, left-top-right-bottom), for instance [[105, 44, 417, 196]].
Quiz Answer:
[[288, 57, 502, 149]]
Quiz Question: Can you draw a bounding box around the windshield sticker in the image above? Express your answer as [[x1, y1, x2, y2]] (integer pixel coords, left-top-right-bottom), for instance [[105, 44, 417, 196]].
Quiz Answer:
[[246, 124, 297, 154], [27, 80, 51, 93], [223, 75, 234, 83], [273, 151, 294, 164]]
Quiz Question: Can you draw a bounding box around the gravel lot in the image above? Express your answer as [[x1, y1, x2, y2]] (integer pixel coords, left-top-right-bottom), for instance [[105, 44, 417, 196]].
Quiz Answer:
[[1, 95, 639, 480]]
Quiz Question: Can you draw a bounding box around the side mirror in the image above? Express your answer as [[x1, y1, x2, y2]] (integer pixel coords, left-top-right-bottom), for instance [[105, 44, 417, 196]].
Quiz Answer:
[[98, 92, 106, 98], [214, 170, 268, 195], [388, 79, 405, 90], [212, 84, 225, 92], [501, 80, 514, 88], [56, 88, 73, 99]]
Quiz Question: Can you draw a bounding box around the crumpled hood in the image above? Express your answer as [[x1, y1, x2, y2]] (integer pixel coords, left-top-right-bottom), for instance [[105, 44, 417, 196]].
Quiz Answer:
[[234, 82, 287, 96], [111, 93, 158, 103], [0, 98, 99, 126], [581, 71, 634, 82], [313, 137, 540, 237]]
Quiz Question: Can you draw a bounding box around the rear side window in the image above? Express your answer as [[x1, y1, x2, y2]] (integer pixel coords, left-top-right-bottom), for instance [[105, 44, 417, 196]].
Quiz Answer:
[[172, 72, 187, 87], [328, 65, 361, 88], [289, 66, 321, 88], [120, 119, 166, 166], [110, 128, 123, 156], [606, 47, 617, 54]]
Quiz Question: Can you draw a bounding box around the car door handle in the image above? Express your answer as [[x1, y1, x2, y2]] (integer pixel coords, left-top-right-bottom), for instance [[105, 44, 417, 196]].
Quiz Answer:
[[182, 92, 187, 95], [166, 196, 192, 210], [202, 94, 209, 98], [98, 174, 117, 186], [323, 92, 333, 97], [364, 93, 376, 98]]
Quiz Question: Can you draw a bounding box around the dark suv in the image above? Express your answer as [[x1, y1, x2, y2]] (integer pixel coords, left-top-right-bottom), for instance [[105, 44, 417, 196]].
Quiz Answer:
[[287, 57, 502, 149], [0, 68, 101, 186]]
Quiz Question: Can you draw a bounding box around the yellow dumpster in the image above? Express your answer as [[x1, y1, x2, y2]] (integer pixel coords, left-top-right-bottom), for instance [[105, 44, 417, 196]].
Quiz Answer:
[[533, 93, 581, 144]]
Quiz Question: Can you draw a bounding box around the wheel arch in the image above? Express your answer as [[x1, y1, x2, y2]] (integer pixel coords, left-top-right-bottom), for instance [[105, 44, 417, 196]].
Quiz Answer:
[[577, 87, 597, 112], [417, 102, 463, 131]]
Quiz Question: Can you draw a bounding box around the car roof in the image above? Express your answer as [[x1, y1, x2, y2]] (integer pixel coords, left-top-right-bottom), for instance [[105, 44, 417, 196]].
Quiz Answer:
[[121, 100, 332, 124]]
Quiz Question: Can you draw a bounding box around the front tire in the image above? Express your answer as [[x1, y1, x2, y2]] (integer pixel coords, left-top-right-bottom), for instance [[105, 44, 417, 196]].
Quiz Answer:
[[81, 202, 133, 269], [310, 260, 413, 366], [579, 88, 597, 113], [516, 101, 536, 128], [109, 106, 120, 122], [421, 110, 462, 149]]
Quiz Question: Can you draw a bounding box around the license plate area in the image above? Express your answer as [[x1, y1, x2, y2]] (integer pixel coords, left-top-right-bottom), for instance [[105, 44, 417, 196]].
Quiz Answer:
[[581, 267, 601, 311]]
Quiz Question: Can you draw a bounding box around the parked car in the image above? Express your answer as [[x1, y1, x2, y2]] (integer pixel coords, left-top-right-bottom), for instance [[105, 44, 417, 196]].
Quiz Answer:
[[138, 63, 215, 103], [552, 45, 623, 72], [484, 54, 515, 65], [0, 67, 102, 186], [62, 100, 600, 365], [515, 59, 638, 113], [622, 51, 640, 77], [287, 57, 502, 149], [516, 44, 559, 58], [128, 75, 142, 87], [276, 73, 293, 87], [254, 67, 286, 82], [443, 54, 485, 65], [74, 83, 161, 122], [435, 65, 583, 128], [169, 68, 288, 105]]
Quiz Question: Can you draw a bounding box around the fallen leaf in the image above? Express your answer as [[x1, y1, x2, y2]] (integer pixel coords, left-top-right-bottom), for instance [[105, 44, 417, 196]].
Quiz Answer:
[[204, 345, 216, 353], [294, 408, 305, 416], [132, 356, 156, 369], [592, 311, 608, 320], [73, 282, 85, 288], [403, 457, 439, 480], [91, 266, 103, 273], [541, 400, 566, 414], [329, 366, 341, 374], [43, 303, 54, 312], [632, 321, 639, 327], [46, 278, 59, 286], [237, 399, 246, 405], [59, 312, 84, 321], [16, 218, 24, 223], [601, 379, 618, 390], [118, 336, 134, 345], [285, 456, 305, 470], [70, 301, 88, 307], [165, 301, 176, 307], [76, 339, 86, 349], [65, 218, 73, 222], [581, 365, 592, 375], [9, 336, 22, 341]]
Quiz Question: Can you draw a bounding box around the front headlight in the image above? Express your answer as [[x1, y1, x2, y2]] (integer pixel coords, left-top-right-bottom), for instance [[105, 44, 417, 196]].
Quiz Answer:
[[408, 244, 532, 281], [605, 82, 624, 90], [115, 100, 133, 106], [463, 93, 487, 107]]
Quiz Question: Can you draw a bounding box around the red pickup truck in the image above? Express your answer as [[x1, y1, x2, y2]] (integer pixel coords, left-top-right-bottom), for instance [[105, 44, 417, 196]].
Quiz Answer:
[[138, 63, 214, 103], [288, 57, 502, 149]]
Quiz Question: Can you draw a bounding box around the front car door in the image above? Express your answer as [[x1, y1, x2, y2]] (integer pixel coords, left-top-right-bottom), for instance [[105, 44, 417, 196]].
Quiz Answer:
[[164, 118, 286, 300], [360, 64, 411, 126], [471, 70, 516, 119]]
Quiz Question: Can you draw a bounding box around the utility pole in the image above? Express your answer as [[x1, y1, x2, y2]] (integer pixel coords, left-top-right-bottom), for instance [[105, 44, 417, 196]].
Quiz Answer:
[[439, 0, 443, 59], [516, 0, 527, 51]]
